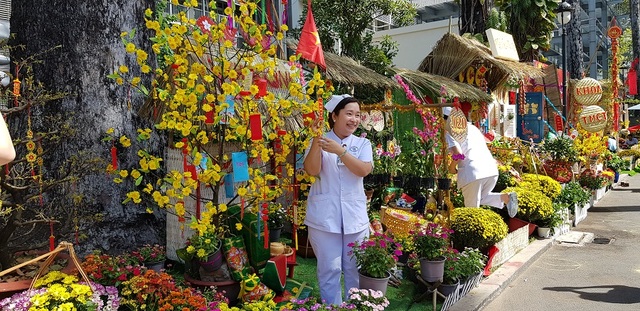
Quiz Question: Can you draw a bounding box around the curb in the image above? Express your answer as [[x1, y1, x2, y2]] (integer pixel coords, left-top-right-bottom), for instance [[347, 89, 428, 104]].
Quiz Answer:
[[447, 238, 553, 311]]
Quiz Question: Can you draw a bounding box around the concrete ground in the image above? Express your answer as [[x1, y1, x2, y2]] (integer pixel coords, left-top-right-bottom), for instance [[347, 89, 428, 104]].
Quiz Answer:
[[449, 173, 640, 311]]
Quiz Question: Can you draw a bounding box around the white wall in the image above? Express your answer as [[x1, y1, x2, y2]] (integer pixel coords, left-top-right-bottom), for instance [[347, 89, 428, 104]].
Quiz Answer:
[[373, 18, 459, 70]]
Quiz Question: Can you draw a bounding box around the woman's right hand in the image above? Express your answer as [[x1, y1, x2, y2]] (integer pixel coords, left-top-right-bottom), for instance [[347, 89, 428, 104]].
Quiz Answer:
[[310, 118, 324, 138]]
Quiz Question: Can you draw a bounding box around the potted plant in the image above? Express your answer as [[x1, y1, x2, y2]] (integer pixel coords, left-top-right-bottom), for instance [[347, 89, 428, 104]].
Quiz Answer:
[[81, 251, 143, 287], [578, 169, 609, 191], [267, 203, 287, 242], [411, 222, 452, 282], [503, 187, 554, 234], [179, 206, 229, 274], [348, 232, 402, 294], [132, 244, 166, 272], [540, 136, 579, 164], [495, 164, 519, 192], [456, 247, 487, 282], [607, 154, 628, 182], [440, 247, 463, 296], [518, 173, 563, 201], [535, 202, 566, 238], [449, 207, 508, 252], [555, 181, 591, 222]]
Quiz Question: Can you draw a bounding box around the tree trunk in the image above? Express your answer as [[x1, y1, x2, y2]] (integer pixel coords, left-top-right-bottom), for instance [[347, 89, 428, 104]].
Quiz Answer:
[[7, 0, 165, 258], [459, 0, 494, 37], [567, 0, 584, 80], [632, 0, 640, 98]]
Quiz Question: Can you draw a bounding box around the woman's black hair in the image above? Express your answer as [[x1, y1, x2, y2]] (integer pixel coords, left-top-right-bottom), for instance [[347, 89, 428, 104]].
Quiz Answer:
[[328, 96, 359, 128]]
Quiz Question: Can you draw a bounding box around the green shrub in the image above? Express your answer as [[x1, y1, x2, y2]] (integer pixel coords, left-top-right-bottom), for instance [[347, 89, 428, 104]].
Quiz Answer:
[[518, 173, 562, 200], [503, 187, 554, 223], [450, 207, 508, 251]]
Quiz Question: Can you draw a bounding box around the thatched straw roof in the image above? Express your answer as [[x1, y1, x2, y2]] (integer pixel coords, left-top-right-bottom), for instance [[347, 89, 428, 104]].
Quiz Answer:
[[287, 38, 395, 89], [417, 32, 544, 91], [391, 68, 493, 103]]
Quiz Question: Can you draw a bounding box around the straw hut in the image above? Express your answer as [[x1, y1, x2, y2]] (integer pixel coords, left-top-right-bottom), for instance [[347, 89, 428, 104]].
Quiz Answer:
[[390, 68, 493, 104], [286, 38, 396, 92], [417, 32, 544, 92]]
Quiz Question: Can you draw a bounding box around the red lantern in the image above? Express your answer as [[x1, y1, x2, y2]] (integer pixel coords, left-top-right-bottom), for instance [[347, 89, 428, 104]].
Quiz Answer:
[[554, 113, 563, 133], [256, 78, 268, 98], [249, 114, 263, 140]]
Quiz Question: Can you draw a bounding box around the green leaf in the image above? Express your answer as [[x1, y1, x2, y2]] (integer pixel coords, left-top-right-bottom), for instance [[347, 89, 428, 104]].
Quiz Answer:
[[139, 84, 149, 96], [135, 176, 143, 186]]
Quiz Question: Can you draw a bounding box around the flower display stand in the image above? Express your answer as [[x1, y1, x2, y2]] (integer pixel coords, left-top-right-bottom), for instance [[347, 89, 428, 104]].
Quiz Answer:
[[552, 207, 572, 238], [490, 225, 529, 268], [574, 202, 590, 226], [440, 272, 484, 311], [591, 186, 607, 205]]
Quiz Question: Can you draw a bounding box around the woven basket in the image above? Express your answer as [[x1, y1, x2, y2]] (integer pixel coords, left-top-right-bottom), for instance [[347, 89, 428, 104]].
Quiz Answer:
[[382, 208, 418, 236]]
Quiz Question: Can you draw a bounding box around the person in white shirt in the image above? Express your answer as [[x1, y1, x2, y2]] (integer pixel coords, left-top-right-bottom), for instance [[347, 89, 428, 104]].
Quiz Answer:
[[442, 107, 518, 216], [303, 94, 373, 304]]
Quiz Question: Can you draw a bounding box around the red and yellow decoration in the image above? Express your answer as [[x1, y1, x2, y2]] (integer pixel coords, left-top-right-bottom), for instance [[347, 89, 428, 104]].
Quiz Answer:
[[573, 78, 603, 106], [578, 105, 607, 133], [608, 18, 622, 131]]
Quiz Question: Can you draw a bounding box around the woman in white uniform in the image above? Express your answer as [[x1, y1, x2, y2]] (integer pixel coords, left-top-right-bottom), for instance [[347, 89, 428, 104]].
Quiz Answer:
[[0, 114, 15, 166], [443, 107, 518, 216], [303, 94, 373, 304]]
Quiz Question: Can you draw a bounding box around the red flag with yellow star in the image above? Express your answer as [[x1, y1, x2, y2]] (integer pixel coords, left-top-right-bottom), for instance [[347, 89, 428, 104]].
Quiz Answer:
[[296, 0, 326, 69]]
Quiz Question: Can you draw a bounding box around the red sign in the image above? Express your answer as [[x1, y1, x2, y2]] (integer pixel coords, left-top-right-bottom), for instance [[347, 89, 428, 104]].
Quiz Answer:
[[554, 114, 563, 133]]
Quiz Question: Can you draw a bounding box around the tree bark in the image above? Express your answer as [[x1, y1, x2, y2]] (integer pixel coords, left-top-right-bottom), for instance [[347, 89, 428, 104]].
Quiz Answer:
[[459, 0, 494, 37], [568, 0, 584, 80], [7, 0, 165, 257]]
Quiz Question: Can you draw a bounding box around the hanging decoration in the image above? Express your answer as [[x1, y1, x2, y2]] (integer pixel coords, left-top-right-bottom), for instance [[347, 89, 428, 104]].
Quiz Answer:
[[249, 113, 263, 140], [360, 111, 372, 130], [608, 19, 622, 131], [573, 78, 603, 106], [579, 105, 607, 133], [447, 106, 468, 143], [370, 110, 384, 132]]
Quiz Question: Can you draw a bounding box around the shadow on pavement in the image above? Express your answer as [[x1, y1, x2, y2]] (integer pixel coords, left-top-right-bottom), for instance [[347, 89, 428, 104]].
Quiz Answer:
[[543, 285, 640, 304], [588, 205, 640, 212]]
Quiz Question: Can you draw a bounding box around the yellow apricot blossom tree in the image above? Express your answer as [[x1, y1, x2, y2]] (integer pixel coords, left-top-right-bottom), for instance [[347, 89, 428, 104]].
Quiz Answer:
[[107, 1, 328, 251]]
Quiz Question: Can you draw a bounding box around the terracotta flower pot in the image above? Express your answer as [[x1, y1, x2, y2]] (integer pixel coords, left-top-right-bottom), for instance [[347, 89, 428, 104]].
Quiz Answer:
[[508, 217, 536, 236], [184, 273, 241, 306]]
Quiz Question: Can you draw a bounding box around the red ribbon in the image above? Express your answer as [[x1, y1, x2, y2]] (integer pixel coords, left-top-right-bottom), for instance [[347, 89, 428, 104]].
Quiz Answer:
[[262, 202, 269, 249], [49, 222, 55, 251], [195, 182, 201, 219]]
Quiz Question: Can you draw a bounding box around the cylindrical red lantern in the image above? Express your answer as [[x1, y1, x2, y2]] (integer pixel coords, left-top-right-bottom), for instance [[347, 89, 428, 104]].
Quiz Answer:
[[249, 114, 263, 140], [256, 78, 267, 98]]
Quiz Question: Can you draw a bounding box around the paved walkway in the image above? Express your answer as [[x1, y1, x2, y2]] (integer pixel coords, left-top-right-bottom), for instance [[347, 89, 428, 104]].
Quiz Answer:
[[450, 173, 640, 311]]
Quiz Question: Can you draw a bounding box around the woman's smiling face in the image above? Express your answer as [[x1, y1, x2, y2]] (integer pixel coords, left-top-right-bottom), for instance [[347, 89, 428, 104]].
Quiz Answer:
[[332, 102, 361, 137]]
